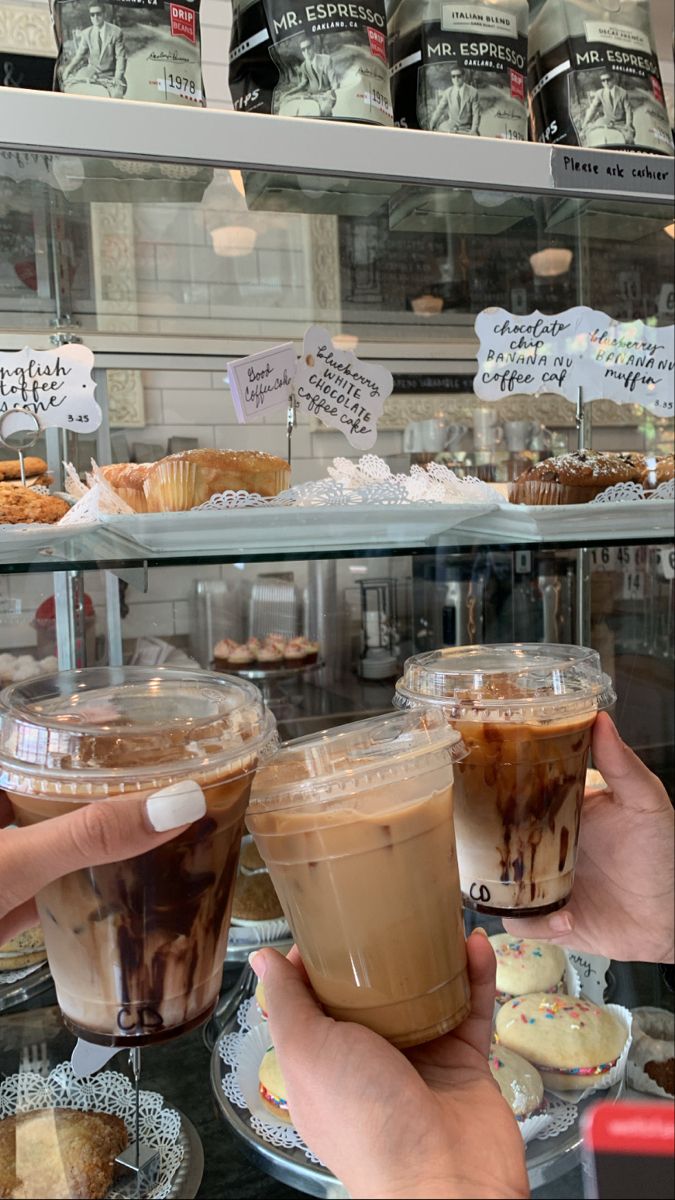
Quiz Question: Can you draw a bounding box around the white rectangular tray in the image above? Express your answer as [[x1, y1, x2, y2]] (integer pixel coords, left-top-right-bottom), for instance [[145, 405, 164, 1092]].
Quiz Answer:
[[456, 499, 675, 543], [101, 503, 496, 555]]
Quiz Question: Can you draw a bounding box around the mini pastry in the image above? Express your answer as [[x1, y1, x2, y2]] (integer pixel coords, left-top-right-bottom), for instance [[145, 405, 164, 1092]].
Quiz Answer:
[[0, 1107, 128, 1199], [304, 640, 320, 665], [227, 644, 255, 668], [0, 925, 46, 969], [246, 637, 262, 654], [231, 872, 284, 921], [255, 980, 269, 1020], [509, 450, 637, 506], [489, 1044, 545, 1119], [257, 645, 284, 670], [627, 1008, 674, 1098], [283, 639, 308, 664], [213, 638, 237, 670], [0, 484, 68, 525], [264, 634, 287, 652], [489, 935, 566, 1002], [495, 993, 627, 1091], [258, 1046, 292, 1123]]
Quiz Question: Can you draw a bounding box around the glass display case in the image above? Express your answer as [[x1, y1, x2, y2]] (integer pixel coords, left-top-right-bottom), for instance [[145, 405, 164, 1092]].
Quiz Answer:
[[0, 86, 673, 1200]]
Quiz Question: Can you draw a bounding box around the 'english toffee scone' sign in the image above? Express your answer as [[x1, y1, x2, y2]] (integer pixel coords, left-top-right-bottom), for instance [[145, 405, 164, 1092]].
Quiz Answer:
[[0, 345, 101, 431], [294, 325, 393, 449], [474, 306, 674, 416]]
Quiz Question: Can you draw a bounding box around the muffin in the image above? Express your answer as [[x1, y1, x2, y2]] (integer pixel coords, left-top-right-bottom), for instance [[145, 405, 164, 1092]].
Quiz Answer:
[[489, 1044, 545, 1119], [231, 872, 284, 922], [489, 935, 566, 1002], [100, 463, 151, 513], [495, 993, 627, 1091], [258, 1047, 292, 1123], [143, 449, 291, 511], [509, 450, 637, 505], [643, 454, 674, 489], [0, 925, 46, 970]]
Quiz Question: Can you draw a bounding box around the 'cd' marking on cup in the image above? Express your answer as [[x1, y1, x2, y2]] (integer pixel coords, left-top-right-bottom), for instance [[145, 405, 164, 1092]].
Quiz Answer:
[[116, 1006, 164, 1034], [469, 883, 491, 904]]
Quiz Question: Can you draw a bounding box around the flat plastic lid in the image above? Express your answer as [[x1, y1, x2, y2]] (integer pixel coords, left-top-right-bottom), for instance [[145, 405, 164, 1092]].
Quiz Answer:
[[395, 644, 616, 717], [250, 707, 466, 813], [0, 666, 276, 792]]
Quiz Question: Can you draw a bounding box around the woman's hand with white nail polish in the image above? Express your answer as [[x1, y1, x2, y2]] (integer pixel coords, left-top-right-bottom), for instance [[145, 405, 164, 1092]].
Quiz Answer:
[[0, 785, 205, 948], [504, 713, 674, 963]]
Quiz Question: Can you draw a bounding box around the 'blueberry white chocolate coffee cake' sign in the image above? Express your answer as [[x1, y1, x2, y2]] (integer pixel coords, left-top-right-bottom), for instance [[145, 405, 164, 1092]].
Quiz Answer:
[[294, 324, 393, 449], [474, 306, 674, 416]]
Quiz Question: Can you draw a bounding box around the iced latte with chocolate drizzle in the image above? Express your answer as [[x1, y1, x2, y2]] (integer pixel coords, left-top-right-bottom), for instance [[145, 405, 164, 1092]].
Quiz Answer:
[[248, 709, 470, 1049], [0, 668, 276, 1046], [395, 646, 615, 917]]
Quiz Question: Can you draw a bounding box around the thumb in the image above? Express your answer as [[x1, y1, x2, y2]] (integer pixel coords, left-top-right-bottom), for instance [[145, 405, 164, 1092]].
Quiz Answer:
[[250, 947, 330, 1069], [592, 713, 670, 813], [0, 780, 206, 918]]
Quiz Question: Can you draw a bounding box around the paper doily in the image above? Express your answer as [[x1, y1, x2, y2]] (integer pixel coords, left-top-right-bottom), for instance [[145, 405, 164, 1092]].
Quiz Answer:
[[523, 1095, 578, 1143], [590, 478, 674, 504], [0, 1064, 184, 1200], [0, 959, 47, 985]]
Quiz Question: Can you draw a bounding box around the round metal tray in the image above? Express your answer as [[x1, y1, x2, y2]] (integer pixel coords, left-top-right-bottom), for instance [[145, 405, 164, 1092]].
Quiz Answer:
[[210, 1007, 622, 1197], [214, 659, 323, 683], [0, 961, 53, 1014]]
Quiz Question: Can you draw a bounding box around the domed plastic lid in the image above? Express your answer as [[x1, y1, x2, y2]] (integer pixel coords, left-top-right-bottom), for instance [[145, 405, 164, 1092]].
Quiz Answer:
[[394, 644, 615, 720], [0, 666, 277, 796], [249, 707, 466, 813]]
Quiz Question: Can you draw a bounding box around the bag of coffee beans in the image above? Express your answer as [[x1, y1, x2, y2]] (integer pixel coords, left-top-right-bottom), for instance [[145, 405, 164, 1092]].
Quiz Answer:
[[230, 1, 393, 125], [388, 0, 529, 139], [528, 0, 673, 154], [51, 0, 205, 105]]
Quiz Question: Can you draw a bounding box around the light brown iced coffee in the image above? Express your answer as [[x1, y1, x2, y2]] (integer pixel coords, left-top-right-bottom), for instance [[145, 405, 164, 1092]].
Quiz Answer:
[[395, 645, 615, 917], [0, 668, 277, 1046], [248, 709, 470, 1049]]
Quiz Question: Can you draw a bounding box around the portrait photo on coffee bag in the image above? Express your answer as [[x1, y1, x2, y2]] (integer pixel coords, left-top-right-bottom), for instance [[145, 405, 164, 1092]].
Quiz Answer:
[[230, 0, 392, 125], [388, 0, 529, 139], [51, 0, 205, 106]]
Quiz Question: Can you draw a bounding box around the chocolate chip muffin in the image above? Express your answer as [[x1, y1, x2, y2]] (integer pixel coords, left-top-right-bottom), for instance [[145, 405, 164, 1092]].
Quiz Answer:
[[509, 450, 638, 505]]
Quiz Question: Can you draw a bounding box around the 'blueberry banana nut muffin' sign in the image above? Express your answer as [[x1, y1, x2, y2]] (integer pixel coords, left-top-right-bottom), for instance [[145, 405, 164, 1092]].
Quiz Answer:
[[230, 1, 393, 125], [51, 0, 205, 105], [388, 0, 529, 139], [528, 0, 673, 155]]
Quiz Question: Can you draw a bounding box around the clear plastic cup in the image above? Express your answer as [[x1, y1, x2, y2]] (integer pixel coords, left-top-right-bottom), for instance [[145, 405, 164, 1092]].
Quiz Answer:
[[0, 667, 277, 1046], [247, 708, 470, 1049], [394, 645, 616, 917]]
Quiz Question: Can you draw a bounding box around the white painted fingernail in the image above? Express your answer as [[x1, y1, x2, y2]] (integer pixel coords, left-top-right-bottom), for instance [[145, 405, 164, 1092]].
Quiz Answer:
[[146, 780, 206, 832]]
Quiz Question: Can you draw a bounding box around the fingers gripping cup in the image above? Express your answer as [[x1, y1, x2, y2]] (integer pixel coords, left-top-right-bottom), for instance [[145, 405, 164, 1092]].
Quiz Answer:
[[247, 709, 471, 1049], [0, 668, 277, 1046], [394, 645, 615, 918]]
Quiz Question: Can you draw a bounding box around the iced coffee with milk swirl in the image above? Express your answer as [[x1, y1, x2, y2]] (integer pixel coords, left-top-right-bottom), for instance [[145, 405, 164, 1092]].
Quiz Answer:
[[394, 645, 615, 916]]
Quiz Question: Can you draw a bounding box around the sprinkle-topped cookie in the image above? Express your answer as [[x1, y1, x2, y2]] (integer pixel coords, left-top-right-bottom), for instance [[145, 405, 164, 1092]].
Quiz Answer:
[[495, 992, 627, 1091], [490, 933, 566, 999]]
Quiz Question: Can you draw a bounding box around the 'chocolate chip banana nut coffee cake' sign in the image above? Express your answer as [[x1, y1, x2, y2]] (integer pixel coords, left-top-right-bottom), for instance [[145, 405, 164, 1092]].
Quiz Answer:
[[230, 1, 393, 125], [528, 0, 673, 155], [51, 0, 205, 105], [388, 0, 529, 139]]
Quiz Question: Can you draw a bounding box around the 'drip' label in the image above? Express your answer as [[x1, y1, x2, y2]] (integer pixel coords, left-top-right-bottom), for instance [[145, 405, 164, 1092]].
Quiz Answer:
[[528, 0, 673, 155], [388, 0, 529, 140], [229, 0, 393, 125], [51, 0, 205, 106]]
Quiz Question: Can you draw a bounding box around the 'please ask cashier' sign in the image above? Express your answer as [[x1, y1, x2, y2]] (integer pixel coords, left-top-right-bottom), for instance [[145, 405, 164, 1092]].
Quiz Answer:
[[228, 327, 393, 450]]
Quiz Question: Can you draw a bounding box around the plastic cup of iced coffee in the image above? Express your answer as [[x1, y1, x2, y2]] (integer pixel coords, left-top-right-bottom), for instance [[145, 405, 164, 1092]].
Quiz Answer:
[[0, 667, 277, 1046], [394, 645, 615, 917], [247, 708, 470, 1049]]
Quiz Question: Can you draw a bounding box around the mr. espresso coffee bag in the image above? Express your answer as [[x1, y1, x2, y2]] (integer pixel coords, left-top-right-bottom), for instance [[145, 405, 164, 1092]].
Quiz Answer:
[[229, 1, 393, 125], [51, 0, 205, 106], [388, 0, 529, 139], [528, 0, 673, 154]]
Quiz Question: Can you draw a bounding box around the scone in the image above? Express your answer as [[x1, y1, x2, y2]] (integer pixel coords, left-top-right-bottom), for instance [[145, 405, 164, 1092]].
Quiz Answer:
[[495, 993, 627, 1091], [509, 450, 637, 505], [489, 1044, 545, 1119], [0, 1107, 128, 1199], [0, 457, 48, 481], [490, 935, 566, 1002], [258, 1047, 292, 1123], [0, 484, 68, 525], [0, 925, 46, 970]]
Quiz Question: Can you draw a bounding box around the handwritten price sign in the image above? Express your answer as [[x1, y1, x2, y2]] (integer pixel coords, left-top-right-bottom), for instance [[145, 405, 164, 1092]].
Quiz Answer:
[[474, 307, 674, 416], [228, 343, 297, 424], [0, 345, 101, 432], [294, 325, 393, 450]]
